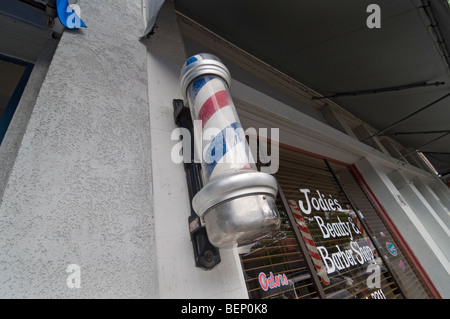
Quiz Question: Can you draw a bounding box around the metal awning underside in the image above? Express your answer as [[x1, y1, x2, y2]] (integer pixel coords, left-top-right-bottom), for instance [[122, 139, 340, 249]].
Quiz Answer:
[[174, 0, 450, 178]]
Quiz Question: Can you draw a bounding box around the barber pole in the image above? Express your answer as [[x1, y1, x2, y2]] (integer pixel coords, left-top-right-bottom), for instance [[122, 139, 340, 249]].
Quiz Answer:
[[180, 54, 280, 248], [353, 214, 365, 236], [288, 199, 330, 285], [185, 54, 255, 182]]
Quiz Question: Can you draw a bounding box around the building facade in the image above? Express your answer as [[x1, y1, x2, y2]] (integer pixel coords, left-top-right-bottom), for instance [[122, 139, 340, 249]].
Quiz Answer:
[[0, 0, 449, 298]]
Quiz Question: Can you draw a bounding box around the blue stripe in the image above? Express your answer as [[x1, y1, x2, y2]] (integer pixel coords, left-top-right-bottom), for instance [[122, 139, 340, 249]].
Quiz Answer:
[[190, 76, 214, 101], [186, 56, 198, 66], [204, 122, 245, 179]]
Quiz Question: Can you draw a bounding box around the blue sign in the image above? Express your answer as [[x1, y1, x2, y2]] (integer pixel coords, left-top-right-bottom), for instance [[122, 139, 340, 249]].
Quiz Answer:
[[56, 0, 87, 29], [386, 242, 398, 256]]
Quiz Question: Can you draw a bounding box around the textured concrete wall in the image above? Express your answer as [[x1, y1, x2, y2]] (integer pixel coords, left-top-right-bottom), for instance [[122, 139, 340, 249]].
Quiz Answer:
[[0, 38, 58, 202], [0, 0, 157, 298]]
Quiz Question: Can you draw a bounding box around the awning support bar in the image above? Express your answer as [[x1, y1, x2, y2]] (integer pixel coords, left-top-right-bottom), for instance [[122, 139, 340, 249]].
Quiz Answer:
[[399, 132, 450, 159], [363, 92, 450, 142], [383, 129, 450, 136], [312, 81, 445, 100]]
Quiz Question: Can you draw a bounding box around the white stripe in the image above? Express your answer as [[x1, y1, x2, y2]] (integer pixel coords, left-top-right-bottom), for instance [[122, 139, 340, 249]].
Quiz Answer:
[[192, 78, 227, 114], [201, 136, 249, 165], [208, 141, 251, 180]]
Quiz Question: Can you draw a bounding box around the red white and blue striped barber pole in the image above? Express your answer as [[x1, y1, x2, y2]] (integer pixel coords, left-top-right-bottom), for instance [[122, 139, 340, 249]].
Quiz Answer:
[[180, 54, 281, 249]]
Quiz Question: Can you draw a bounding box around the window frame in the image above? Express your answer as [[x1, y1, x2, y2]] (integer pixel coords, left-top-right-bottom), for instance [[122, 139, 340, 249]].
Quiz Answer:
[[0, 53, 34, 145]]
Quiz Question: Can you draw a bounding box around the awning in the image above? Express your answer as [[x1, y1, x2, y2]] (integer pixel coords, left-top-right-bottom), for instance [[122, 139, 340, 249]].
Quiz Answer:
[[174, 0, 450, 179], [142, 0, 165, 37]]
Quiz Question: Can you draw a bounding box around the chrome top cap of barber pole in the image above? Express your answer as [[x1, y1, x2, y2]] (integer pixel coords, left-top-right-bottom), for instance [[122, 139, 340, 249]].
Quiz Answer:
[[180, 53, 232, 98]]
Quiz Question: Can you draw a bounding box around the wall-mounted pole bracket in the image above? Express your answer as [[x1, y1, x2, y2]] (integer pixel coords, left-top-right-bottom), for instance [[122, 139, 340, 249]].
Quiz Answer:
[[173, 99, 221, 270]]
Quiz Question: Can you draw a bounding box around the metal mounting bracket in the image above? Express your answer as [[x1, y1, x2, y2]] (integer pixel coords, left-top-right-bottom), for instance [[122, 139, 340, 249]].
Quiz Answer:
[[173, 99, 221, 270]]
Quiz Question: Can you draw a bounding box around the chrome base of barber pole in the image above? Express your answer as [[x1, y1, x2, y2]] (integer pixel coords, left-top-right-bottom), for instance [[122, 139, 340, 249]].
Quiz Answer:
[[193, 171, 280, 248]]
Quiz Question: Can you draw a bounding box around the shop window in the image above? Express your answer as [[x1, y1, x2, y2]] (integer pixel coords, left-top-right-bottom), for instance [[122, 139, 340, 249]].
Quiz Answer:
[[0, 54, 33, 145], [239, 196, 320, 299], [239, 144, 435, 299], [328, 162, 436, 298]]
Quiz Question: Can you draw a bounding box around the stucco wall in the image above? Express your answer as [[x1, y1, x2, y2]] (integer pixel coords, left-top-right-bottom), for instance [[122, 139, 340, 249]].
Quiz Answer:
[[0, 0, 157, 298], [0, 38, 59, 202]]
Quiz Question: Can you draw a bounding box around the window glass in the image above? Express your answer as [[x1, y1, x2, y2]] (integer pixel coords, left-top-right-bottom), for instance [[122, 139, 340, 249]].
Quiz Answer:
[[240, 145, 407, 299], [239, 197, 319, 299], [328, 161, 434, 298], [275, 147, 402, 299], [0, 56, 33, 145], [0, 60, 25, 119]]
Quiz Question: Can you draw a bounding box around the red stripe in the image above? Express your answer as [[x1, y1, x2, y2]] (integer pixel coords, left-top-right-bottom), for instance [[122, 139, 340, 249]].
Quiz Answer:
[[314, 265, 331, 285], [353, 217, 364, 234], [292, 212, 304, 222], [297, 224, 311, 235], [303, 237, 316, 247], [308, 250, 322, 261], [292, 212, 301, 220], [289, 206, 301, 213], [198, 90, 230, 129]]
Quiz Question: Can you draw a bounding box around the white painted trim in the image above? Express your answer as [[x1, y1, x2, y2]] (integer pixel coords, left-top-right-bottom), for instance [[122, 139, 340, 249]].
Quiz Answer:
[[356, 157, 450, 297], [399, 205, 450, 275], [146, 1, 248, 299], [231, 79, 436, 180]]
